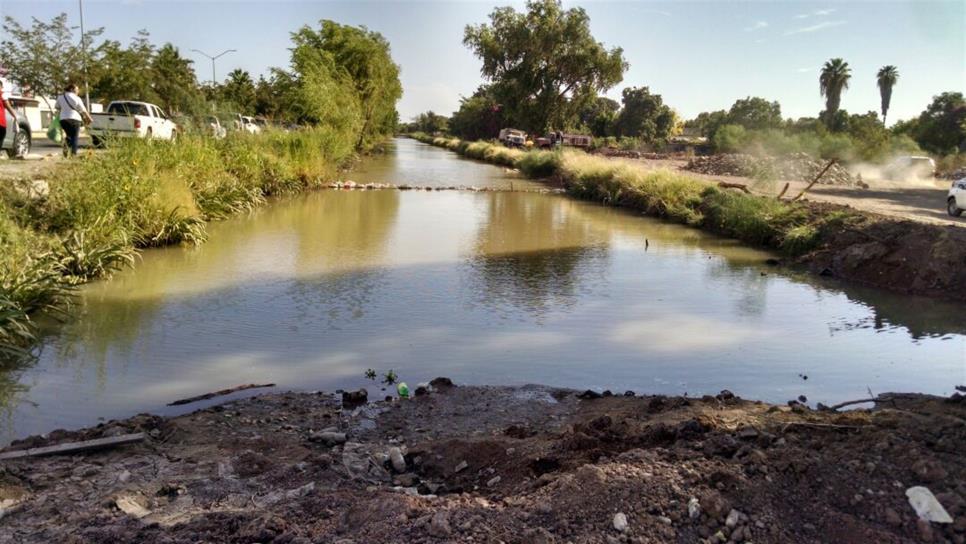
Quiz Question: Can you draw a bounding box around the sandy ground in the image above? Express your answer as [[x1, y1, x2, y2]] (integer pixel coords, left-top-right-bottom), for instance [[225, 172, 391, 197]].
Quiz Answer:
[[0, 381, 963, 543]]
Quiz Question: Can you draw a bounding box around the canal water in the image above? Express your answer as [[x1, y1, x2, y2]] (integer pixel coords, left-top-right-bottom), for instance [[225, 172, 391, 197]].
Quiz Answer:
[[2, 138, 963, 443]]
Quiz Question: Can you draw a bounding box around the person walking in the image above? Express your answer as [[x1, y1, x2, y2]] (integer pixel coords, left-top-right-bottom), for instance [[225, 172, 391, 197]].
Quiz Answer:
[[56, 83, 92, 157], [0, 80, 19, 152]]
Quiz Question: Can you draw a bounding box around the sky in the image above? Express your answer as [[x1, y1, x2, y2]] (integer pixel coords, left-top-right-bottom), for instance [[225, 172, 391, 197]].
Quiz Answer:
[[2, 0, 963, 125]]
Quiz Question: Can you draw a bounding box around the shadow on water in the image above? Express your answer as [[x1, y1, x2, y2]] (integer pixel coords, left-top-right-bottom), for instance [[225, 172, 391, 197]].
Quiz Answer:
[[1, 141, 964, 443]]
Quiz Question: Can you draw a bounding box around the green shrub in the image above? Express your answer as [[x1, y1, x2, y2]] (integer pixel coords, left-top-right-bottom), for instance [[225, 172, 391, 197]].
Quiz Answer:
[[712, 124, 747, 153]]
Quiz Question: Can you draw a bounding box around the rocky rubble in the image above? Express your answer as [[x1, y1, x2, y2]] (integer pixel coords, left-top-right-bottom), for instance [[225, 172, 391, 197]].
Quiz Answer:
[[0, 383, 963, 543], [685, 152, 858, 185]]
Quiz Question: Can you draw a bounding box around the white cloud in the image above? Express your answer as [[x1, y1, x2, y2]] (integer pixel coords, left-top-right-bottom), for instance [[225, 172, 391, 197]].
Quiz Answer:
[[744, 20, 769, 32], [609, 316, 763, 354], [794, 8, 836, 20], [796, 67, 813, 73], [629, 7, 672, 16], [785, 20, 846, 35]]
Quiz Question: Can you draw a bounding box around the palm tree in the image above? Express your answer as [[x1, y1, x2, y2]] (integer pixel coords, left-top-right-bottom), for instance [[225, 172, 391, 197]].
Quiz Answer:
[[819, 58, 852, 118], [876, 65, 899, 125]]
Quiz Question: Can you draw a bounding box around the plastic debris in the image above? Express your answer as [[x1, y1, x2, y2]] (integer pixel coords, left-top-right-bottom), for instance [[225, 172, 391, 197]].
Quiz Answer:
[[397, 382, 410, 398], [906, 486, 953, 523]]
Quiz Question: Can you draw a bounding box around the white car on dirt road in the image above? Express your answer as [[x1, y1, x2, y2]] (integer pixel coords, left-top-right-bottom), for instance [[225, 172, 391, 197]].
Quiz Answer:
[[89, 101, 178, 145], [948, 177, 966, 217]]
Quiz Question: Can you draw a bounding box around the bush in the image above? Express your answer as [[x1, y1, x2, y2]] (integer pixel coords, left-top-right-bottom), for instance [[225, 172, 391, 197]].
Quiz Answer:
[[712, 125, 747, 153]]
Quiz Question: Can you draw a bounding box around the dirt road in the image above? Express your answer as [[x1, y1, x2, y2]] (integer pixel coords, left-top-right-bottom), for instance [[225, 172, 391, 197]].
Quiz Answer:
[[628, 156, 963, 228]]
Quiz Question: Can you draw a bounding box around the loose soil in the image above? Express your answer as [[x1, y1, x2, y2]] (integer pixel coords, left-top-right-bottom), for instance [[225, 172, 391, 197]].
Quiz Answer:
[[2, 382, 964, 543]]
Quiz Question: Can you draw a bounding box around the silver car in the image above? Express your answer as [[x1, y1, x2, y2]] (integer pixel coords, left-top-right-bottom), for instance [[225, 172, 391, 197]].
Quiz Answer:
[[2, 98, 32, 158], [948, 176, 966, 217]]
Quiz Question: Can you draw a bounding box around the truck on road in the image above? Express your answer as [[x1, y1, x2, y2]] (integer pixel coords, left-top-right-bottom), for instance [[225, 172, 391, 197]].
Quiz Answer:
[[499, 128, 526, 148], [89, 101, 178, 146]]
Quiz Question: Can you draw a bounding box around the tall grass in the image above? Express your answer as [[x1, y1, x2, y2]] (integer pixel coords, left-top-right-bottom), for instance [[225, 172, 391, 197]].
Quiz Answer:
[[410, 133, 858, 260], [0, 128, 356, 357]]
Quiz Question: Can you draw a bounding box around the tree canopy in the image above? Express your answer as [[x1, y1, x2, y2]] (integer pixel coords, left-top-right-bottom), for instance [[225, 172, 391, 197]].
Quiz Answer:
[[463, 0, 627, 133], [614, 86, 676, 141]]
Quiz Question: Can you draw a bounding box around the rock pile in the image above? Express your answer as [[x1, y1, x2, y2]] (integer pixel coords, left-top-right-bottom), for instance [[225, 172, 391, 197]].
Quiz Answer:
[[686, 152, 857, 185]]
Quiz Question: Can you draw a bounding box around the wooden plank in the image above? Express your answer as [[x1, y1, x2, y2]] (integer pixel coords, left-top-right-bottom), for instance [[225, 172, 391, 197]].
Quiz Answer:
[[0, 432, 145, 460], [167, 383, 275, 406]]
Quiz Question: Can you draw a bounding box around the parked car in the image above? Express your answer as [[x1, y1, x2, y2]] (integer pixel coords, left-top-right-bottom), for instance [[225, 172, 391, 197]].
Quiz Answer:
[[884, 155, 936, 181], [1, 97, 32, 158], [89, 101, 179, 145], [499, 128, 526, 147], [206, 116, 227, 139], [948, 176, 966, 217], [242, 116, 261, 134]]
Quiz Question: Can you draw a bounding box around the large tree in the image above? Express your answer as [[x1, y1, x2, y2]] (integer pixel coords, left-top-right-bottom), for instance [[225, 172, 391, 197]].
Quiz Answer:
[[220, 69, 257, 114], [289, 20, 402, 147], [614, 86, 675, 142], [89, 31, 158, 105], [876, 65, 899, 125], [150, 44, 201, 114], [819, 58, 851, 128], [449, 87, 505, 141], [0, 13, 102, 102], [463, 0, 627, 133], [913, 92, 966, 155], [578, 95, 620, 136], [726, 96, 782, 130], [686, 110, 728, 138]]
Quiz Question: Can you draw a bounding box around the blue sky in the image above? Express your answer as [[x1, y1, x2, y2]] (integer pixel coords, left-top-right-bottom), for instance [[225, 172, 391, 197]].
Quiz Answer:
[[2, 0, 963, 124]]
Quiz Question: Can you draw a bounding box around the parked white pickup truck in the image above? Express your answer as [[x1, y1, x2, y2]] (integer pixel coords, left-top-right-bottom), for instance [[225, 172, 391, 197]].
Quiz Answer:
[[89, 101, 178, 145]]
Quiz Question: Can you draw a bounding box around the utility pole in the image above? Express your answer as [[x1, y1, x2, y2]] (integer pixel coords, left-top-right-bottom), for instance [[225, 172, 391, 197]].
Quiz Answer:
[[79, 0, 90, 109], [191, 49, 237, 86]]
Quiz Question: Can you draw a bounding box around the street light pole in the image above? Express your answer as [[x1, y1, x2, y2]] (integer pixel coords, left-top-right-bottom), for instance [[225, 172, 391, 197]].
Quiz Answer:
[[191, 49, 237, 86], [79, 0, 90, 109]]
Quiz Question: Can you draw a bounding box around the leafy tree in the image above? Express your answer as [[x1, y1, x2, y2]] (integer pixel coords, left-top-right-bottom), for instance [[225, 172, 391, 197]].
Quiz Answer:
[[578, 96, 620, 136], [289, 20, 402, 147], [220, 69, 257, 114], [876, 65, 899, 125], [726, 97, 782, 130], [686, 110, 728, 137], [819, 58, 851, 128], [410, 111, 448, 134], [912, 92, 966, 154], [614, 86, 675, 142], [254, 71, 296, 122], [712, 124, 747, 152], [449, 88, 505, 141], [0, 13, 103, 103], [847, 111, 889, 160], [463, 0, 627, 133], [90, 31, 158, 105], [151, 44, 201, 114]]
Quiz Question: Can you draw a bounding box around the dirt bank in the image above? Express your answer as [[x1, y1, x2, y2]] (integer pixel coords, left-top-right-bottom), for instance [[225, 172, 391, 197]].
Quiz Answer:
[[2, 382, 964, 543]]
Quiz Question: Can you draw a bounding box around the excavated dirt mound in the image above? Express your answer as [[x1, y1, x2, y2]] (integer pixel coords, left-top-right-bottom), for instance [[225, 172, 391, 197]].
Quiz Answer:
[[686, 153, 857, 186], [1, 384, 964, 543]]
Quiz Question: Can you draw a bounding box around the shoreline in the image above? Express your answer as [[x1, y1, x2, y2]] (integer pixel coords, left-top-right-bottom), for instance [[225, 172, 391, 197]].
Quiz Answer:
[[1, 381, 963, 542], [409, 134, 966, 302]]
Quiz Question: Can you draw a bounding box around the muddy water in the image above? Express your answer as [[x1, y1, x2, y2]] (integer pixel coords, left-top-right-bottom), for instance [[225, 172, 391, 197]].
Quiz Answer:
[[2, 138, 964, 443]]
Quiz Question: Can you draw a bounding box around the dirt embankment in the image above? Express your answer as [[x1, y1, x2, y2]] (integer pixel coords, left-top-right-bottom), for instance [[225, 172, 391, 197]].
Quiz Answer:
[[2, 381, 964, 543]]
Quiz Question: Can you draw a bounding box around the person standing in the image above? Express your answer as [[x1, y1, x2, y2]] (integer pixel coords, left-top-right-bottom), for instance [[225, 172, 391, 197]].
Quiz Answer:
[[56, 83, 92, 156], [0, 79, 19, 152]]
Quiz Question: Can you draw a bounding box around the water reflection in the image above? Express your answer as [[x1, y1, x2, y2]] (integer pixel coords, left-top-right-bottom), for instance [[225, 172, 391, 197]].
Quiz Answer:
[[466, 193, 608, 319]]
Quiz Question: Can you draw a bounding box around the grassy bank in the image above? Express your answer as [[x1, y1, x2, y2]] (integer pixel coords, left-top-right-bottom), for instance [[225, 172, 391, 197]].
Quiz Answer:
[[411, 132, 853, 257], [1, 129, 356, 358]]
